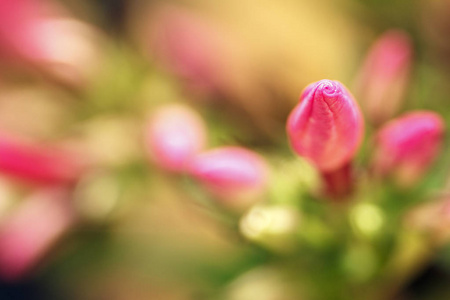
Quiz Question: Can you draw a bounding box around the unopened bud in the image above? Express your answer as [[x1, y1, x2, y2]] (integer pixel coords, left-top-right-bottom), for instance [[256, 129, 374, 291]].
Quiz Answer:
[[0, 0, 103, 87], [0, 133, 88, 185], [287, 79, 364, 172], [188, 147, 269, 210], [144, 104, 207, 173], [0, 188, 75, 280], [354, 30, 412, 125], [372, 111, 444, 186]]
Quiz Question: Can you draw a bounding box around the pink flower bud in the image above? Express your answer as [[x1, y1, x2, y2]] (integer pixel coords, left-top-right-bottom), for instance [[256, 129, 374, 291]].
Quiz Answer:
[[147, 5, 231, 96], [373, 111, 444, 186], [287, 80, 364, 172], [0, 133, 88, 185], [354, 30, 413, 125], [144, 104, 207, 173], [187, 147, 269, 209], [0, 188, 75, 280], [0, 0, 103, 87]]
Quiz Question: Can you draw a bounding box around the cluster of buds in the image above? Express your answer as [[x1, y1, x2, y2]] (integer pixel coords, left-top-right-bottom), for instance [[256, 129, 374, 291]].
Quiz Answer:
[[278, 31, 447, 295], [0, 8, 445, 297], [0, 0, 105, 273], [287, 78, 444, 197], [286, 30, 444, 198], [143, 29, 444, 211], [144, 104, 269, 211], [0, 133, 92, 280]]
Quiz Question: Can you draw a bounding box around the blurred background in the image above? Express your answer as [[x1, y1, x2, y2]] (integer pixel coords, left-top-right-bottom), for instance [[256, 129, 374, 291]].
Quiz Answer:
[[1, 0, 450, 299]]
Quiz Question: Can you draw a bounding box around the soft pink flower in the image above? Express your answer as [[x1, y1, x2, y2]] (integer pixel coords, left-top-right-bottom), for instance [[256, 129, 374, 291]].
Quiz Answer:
[[0, 188, 75, 280], [0, 133, 88, 185], [144, 104, 207, 173], [373, 111, 444, 186], [287, 79, 364, 172], [188, 147, 269, 208], [354, 30, 413, 125]]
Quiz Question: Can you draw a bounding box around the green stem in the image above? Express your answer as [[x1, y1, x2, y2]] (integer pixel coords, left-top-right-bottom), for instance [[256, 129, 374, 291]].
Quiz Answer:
[[322, 163, 353, 201]]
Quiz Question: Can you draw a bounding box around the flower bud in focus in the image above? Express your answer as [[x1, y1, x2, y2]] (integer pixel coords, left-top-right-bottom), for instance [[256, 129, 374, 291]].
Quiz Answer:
[[287, 79, 364, 172], [188, 147, 269, 211], [0, 188, 75, 281], [372, 111, 444, 187], [0, 133, 89, 185], [144, 104, 207, 173], [354, 30, 412, 125], [0, 0, 104, 88]]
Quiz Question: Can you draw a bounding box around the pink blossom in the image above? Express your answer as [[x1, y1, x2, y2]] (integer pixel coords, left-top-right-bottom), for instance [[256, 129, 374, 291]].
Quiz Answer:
[[373, 111, 444, 185], [188, 147, 269, 208], [144, 104, 207, 173], [287, 80, 364, 172], [354, 30, 413, 125], [0, 133, 88, 185], [0, 0, 102, 87], [0, 188, 75, 280], [0, 0, 58, 62]]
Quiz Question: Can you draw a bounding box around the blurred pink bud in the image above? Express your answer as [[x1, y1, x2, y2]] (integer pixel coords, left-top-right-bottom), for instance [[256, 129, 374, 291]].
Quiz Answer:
[[144, 104, 207, 173], [354, 30, 413, 125], [0, 0, 55, 57], [147, 5, 231, 95], [373, 111, 444, 186], [0, 188, 75, 280], [287, 80, 364, 172], [188, 147, 269, 209], [0, 133, 88, 185], [0, 0, 102, 87]]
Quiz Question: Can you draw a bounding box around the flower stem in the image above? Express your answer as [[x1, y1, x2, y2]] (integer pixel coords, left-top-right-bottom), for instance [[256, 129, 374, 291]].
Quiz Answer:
[[322, 163, 353, 200]]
